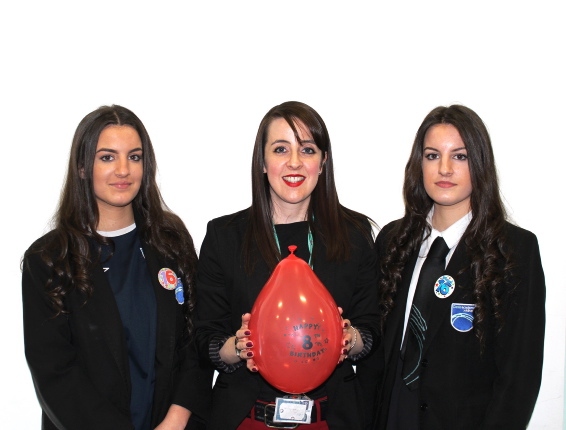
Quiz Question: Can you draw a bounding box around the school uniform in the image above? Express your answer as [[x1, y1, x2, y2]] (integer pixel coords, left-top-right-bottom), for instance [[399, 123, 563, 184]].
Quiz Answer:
[[22, 221, 213, 430], [194, 209, 379, 430], [357, 217, 545, 430]]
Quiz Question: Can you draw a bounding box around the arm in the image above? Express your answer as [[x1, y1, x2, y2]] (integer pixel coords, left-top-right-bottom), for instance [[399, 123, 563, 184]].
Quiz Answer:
[[482, 230, 546, 428], [194, 220, 247, 373], [339, 222, 380, 362], [154, 405, 190, 430], [22, 250, 134, 430]]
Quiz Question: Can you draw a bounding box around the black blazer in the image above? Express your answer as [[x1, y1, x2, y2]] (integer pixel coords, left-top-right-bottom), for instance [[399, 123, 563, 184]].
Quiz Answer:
[[194, 209, 379, 430], [357, 220, 545, 430], [22, 230, 213, 430]]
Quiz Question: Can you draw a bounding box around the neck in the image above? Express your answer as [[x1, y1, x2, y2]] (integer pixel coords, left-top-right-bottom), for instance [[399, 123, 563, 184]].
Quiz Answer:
[[97, 204, 135, 232], [271, 201, 309, 225], [431, 203, 470, 232]]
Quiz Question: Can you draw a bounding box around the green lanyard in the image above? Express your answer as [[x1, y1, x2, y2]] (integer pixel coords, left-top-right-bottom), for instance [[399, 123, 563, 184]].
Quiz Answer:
[[272, 223, 314, 269]]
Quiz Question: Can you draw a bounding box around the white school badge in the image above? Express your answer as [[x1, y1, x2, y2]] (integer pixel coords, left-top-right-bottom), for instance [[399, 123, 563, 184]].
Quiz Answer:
[[158, 268, 178, 290], [451, 303, 475, 332], [434, 275, 455, 298]]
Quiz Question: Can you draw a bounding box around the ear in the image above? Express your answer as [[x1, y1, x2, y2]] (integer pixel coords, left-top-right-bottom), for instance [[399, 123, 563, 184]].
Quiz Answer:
[[319, 154, 328, 174], [263, 165, 267, 174]]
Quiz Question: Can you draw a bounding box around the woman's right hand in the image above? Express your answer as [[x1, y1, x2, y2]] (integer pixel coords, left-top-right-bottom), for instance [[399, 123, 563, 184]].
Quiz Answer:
[[219, 313, 258, 371], [234, 313, 258, 372]]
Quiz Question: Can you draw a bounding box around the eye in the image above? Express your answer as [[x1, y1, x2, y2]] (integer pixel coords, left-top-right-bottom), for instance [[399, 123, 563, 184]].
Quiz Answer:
[[129, 153, 142, 161], [302, 146, 317, 155], [424, 152, 439, 160], [99, 154, 114, 162], [454, 153, 468, 161], [273, 146, 287, 154]]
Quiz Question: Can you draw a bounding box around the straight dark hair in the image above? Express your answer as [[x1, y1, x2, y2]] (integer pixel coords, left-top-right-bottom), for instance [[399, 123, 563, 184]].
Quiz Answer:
[[243, 101, 373, 272]]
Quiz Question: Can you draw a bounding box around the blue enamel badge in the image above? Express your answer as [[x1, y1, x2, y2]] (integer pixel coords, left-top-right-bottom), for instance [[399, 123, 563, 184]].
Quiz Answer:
[[451, 303, 475, 332], [434, 275, 455, 299]]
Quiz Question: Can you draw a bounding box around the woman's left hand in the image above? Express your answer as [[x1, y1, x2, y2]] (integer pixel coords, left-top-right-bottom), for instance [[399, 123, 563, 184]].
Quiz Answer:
[[338, 307, 361, 363]]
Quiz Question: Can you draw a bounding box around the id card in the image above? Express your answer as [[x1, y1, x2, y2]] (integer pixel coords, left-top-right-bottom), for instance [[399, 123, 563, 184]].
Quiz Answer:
[[273, 396, 313, 424]]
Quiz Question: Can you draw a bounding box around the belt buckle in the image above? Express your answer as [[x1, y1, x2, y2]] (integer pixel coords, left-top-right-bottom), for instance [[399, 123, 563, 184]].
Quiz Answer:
[[264, 404, 299, 429]]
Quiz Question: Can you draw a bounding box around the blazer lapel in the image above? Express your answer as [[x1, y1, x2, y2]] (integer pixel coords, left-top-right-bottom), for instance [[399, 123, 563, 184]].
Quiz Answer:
[[142, 243, 178, 370], [383, 252, 419, 364], [88, 264, 130, 387]]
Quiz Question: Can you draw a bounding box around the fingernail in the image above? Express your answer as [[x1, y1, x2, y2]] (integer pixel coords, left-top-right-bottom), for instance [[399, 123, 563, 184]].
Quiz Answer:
[[343, 322, 348, 328], [342, 348, 348, 355], [252, 367, 258, 372], [344, 340, 349, 346], [246, 342, 253, 348], [244, 330, 251, 336], [247, 352, 254, 357]]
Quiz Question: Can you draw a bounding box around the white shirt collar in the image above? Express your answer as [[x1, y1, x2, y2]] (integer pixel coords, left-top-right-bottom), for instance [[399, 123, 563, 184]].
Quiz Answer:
[[97, 223, 136, 238], [421, 209, 472, 257]]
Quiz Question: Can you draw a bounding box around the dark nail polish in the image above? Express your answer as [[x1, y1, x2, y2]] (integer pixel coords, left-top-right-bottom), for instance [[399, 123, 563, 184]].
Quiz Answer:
[[247, 352, 253, 357], [345, 340, 349, 345], [244, 330, 251, 335], [342, 349, 348, 355], [252, 367, 258, 372], [343, 322, 348, 328], [246, 342, 253, 348]]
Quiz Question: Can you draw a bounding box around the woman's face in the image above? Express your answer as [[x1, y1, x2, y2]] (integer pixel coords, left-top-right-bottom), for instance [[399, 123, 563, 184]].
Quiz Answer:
[[92, 125, 143, 221], [263, 118, 326, 221], [422, 124, 472, 218]]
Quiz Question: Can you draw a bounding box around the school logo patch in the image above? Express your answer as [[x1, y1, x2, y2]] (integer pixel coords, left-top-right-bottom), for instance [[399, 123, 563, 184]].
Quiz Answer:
[[451, 303, 475, 332]]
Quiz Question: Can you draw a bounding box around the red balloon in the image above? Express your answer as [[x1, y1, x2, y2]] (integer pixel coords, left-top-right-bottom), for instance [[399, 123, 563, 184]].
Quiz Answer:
[[249, 245, 343, 394]]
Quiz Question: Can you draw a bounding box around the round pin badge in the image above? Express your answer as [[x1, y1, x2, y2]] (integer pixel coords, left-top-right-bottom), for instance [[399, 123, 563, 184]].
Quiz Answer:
[[158, 268, 178, 290], [434, 275, 455, 299]]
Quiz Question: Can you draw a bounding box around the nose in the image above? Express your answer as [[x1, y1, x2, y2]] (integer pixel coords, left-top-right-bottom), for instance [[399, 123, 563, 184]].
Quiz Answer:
[[439, 156, 453, 176], [287, 148, 302, 169], [115, 157, 130, 177]]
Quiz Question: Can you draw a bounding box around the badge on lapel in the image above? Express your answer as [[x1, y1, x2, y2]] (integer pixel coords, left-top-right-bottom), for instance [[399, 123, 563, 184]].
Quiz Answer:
[[434, 275, 455, 299], [158, 268, 185, 305]]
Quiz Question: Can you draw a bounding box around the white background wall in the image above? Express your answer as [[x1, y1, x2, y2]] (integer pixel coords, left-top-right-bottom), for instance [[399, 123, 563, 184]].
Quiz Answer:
[[1, 1, 563, 428]]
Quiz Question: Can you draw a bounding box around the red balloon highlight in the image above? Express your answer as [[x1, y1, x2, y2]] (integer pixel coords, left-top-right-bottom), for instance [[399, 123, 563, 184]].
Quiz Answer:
[[249, 245, 343, 394]]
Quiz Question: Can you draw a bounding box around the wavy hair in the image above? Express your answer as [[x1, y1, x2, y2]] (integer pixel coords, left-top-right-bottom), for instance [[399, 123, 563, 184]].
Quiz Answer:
[[25, 105, 198, 333], [378, 104, 514, 349], [243, 101, 374, 272]]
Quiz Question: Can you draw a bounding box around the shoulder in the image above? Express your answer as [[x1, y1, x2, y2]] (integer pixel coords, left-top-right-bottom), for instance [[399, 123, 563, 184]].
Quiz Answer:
[[207, 208, 250, 231], [376, 219, 403, 242], [24, 230, 58, 260], [503, 221, 539, 243], [503, 222, 539, 255]]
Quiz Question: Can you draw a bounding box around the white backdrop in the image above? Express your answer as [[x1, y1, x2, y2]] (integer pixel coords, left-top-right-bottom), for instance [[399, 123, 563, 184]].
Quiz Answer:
[[1, 1, 564, 428]]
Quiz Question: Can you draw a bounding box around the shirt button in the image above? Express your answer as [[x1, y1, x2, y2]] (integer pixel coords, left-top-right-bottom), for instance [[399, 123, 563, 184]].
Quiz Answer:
[[420, 403, 428, 411]]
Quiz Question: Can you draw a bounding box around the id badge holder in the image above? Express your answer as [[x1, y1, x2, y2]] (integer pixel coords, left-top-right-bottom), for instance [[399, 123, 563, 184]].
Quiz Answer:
[[273, 394, 314, 426]]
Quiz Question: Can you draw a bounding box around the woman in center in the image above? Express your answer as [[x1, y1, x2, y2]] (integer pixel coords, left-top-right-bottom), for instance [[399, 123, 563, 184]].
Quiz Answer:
[[194, 101, 379, 429]]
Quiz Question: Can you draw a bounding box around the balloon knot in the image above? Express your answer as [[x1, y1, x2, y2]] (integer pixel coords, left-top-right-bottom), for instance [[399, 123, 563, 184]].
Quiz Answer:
[[288, 245, 297, 254]]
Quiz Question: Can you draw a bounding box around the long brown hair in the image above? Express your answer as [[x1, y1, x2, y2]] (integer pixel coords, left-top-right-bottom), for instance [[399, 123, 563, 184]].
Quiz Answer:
[[25, 105, 198, 333], [243, 101, 373, 272], [378, 105, 514, 348]]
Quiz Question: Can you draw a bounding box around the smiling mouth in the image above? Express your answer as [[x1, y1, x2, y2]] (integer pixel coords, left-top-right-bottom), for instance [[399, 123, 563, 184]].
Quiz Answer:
[[283, 176, 305, 183]]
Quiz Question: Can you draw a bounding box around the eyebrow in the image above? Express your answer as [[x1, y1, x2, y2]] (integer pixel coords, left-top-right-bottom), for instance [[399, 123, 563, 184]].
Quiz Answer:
[[423, 146, 467, 152], [269, 139, 316, 146], [95, 147, 143, 153]]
